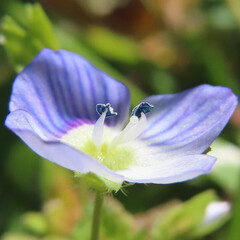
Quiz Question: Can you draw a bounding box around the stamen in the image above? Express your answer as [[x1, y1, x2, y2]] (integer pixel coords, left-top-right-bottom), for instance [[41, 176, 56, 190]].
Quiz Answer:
[[130, 116, 139, 124], [92, 103, 117, 146], [110, 113, 148, 148], [131, 102, 154, 118], [96, 103, 118, 118], [121, 113, 147, 143], [110, 102, 154, 148]]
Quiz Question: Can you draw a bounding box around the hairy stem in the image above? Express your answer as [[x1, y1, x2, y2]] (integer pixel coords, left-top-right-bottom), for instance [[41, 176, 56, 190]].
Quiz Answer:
[[91, 192, 104, 240]]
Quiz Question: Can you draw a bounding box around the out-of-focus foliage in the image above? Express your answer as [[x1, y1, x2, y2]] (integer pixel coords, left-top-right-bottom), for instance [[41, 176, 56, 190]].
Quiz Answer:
[[85, 26, 141, 64], [151, 191, 228, 240], [1, 0, 240, 239], [0, 189, 230, 240], [208, 139, 240, 193], [2, 2, 58, 71]]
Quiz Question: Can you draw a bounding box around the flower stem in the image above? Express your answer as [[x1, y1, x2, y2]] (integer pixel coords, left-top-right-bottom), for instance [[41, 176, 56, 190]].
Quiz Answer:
[[91, 192, 104, 240]]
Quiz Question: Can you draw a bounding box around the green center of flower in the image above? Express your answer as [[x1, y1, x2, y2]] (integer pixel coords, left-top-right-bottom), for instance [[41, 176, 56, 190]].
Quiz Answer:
[[61, 125, 135, 171], [81, 140, 134, 171]]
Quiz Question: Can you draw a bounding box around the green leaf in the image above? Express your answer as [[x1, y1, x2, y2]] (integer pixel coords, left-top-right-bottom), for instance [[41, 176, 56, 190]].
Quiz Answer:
[[2, 3, 58, 71], [151, 191, 218, 240]]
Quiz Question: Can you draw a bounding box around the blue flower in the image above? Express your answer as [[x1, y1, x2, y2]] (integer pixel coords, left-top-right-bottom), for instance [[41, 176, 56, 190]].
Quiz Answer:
[[5, 49, 238, 184]]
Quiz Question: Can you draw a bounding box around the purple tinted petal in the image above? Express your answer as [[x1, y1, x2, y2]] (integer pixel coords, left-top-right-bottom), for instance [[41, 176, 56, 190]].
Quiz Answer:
[[140, 85, 238, 157], [117, 154, 216, 184], [7, 127, 124, 183], [8, 49, 130, 140], [5, 109, 59, 140]]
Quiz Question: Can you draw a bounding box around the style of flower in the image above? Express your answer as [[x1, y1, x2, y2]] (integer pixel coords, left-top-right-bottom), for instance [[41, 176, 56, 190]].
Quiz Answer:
[[5, 49, 238, 184]]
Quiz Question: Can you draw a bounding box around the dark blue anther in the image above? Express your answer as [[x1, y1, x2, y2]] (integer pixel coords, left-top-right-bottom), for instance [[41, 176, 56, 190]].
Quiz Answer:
[[96, 103, 118, 118], [131, 102, 154, 118]]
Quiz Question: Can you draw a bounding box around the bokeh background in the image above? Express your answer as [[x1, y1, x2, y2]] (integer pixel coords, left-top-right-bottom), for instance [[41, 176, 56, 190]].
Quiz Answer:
[[1, 0, 240, 239]]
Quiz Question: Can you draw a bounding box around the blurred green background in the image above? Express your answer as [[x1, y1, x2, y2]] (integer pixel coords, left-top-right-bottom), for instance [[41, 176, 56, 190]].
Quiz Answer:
[[1, 0, 240, 239]]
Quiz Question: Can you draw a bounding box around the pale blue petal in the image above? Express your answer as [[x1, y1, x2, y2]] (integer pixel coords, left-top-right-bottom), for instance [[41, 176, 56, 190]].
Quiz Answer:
[[5, 113, 124, 183], [140, 85, 238, 159], [117, 154, 216, 184]]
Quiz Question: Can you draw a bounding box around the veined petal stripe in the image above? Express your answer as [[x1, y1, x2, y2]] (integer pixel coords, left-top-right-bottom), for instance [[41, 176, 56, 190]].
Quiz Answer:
[[141, 94, 187, 135], [59, 53, 82, 117], [44, 58, 75, 124], [23, 74, 67, 135], [153, 119, 223, 151], [86, 68, 98, 120], [73, 56, 92, 120], [16, 94, 63, 137], [141, 85, 214, 136], [147, 97, 230, 145], [49, 52, 76, 119], [141, 90, 232, 142], [142, 87, 208, 136], [141, 97, 208, 140], [111, 84, 124, 127]]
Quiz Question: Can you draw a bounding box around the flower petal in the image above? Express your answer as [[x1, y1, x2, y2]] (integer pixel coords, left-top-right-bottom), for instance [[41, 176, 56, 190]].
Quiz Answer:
[[116, 154, 216, 184], [9, 48, 130, 140], [5, 112, 124, 183], [5, 109, 58, 141], [140, 85, 238, 158]]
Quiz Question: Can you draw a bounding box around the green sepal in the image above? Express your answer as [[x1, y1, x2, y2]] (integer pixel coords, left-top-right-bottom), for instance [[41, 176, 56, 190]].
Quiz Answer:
[[74, 172, 122, 193]]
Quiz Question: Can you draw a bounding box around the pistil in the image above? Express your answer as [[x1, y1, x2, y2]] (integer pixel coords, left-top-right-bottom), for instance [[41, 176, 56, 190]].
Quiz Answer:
[[109, 102, 154, 148]]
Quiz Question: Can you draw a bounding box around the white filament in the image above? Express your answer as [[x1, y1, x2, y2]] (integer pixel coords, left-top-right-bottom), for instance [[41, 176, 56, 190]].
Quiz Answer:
[[121, 113, 147, 142], [110, 113, 147, 148], [92, 110, 107, 146]]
